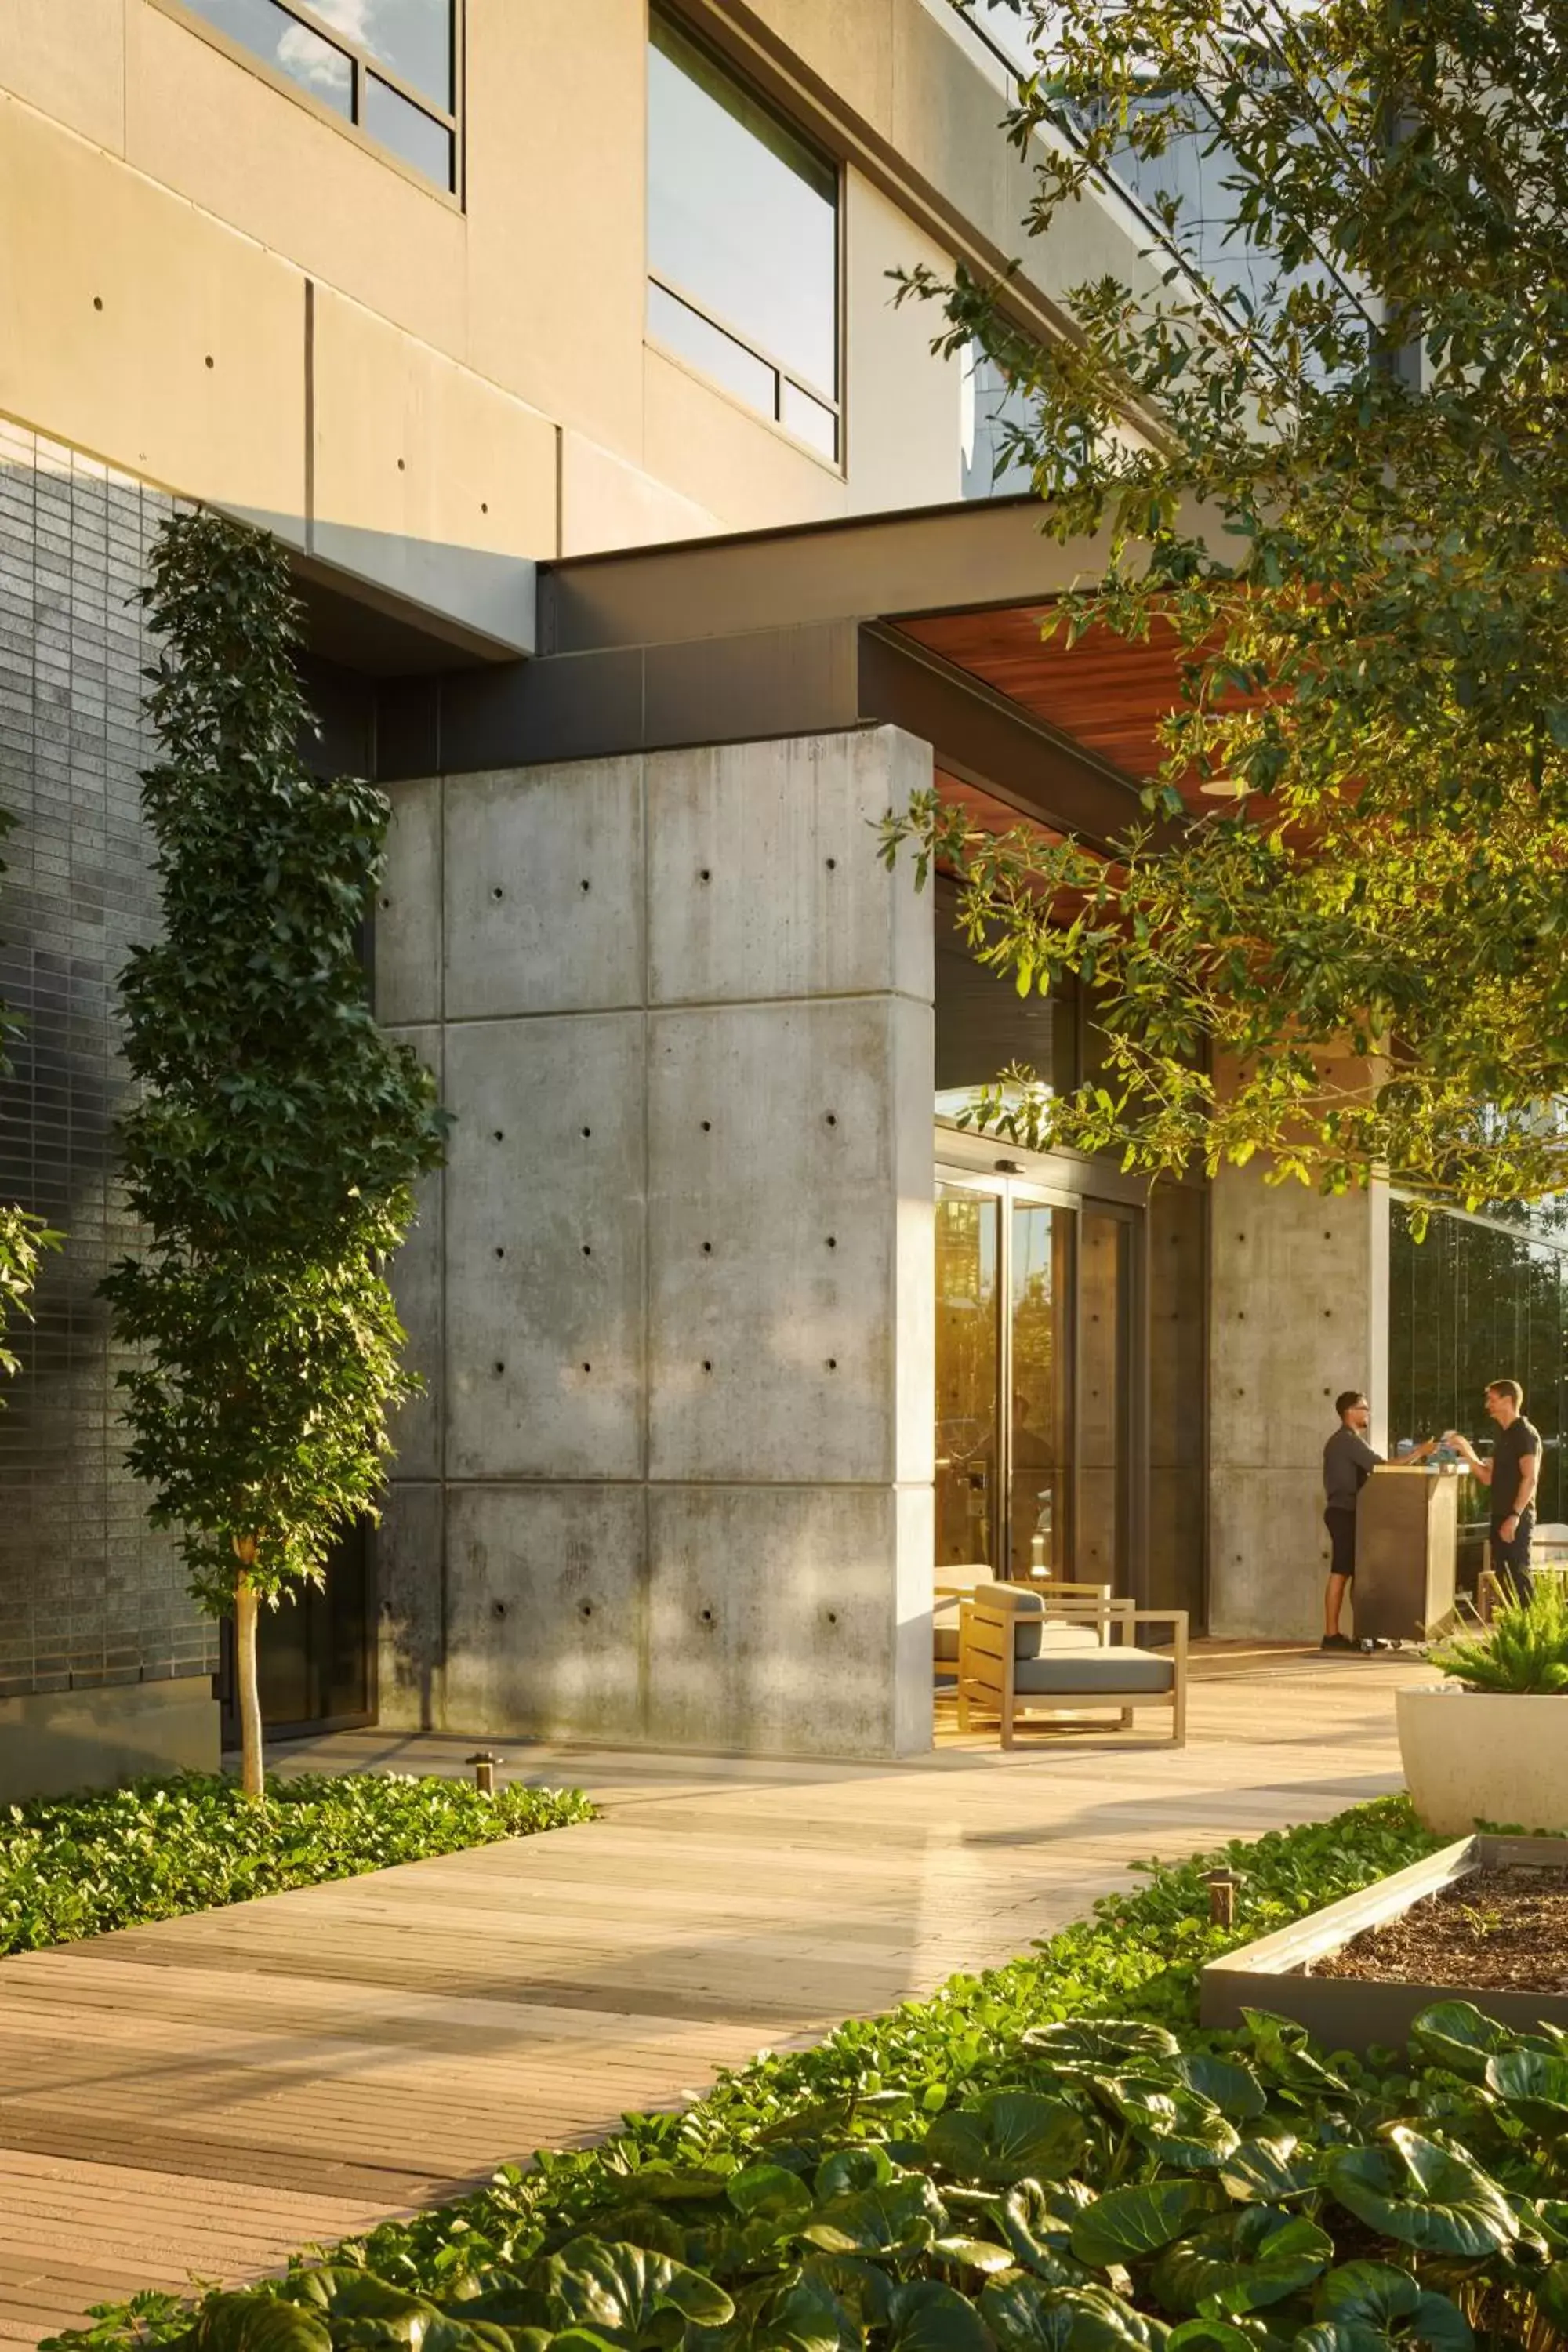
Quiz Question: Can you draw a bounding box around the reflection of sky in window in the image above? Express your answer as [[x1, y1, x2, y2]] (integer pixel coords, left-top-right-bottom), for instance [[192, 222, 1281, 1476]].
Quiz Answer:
[[648, 23, 837, 399], [309, 0, 451, 107], [184, 0, 352, 111]]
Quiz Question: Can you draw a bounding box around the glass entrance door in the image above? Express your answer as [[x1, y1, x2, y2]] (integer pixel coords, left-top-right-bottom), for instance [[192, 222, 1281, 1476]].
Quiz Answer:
[[935, 1172, 1135, 1588], [1007, 1200, 1073, 1577], [935, 1185, 1000, 1568]]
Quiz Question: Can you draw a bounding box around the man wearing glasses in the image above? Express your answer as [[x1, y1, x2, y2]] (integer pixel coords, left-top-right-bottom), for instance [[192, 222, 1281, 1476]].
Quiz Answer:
[[1322, 1392, 1436, 1651]]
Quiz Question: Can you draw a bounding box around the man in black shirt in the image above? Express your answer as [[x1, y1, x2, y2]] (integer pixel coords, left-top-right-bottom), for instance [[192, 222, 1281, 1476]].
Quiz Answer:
[[1446, 1380, 1541, 1603], [1322, 1392, 1436, 1650]]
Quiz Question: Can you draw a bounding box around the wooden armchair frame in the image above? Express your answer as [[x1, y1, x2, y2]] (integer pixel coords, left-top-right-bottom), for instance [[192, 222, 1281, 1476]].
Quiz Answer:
[[957, 1592, 1189, 1748]]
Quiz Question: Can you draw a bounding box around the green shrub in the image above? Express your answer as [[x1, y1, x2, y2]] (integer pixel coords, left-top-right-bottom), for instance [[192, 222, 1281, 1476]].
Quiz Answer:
[[1431, 1577, 1568, 1694], [0, 1770, 593, 1955], [60, 1795, 1568, 2352]]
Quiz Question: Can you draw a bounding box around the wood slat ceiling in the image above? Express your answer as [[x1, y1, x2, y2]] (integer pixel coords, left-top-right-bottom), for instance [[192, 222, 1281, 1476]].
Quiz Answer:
[[902, 607, 1192, 789]]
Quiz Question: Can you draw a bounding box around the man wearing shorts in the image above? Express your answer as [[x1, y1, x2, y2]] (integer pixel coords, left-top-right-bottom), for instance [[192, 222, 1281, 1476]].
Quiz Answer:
[[1445, 1380, 1540, 1604], [1321, 1392, 1434, 1650]]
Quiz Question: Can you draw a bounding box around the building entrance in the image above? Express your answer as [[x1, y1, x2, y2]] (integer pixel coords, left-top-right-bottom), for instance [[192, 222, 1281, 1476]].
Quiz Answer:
[[935, 1167, 1137, 1589]]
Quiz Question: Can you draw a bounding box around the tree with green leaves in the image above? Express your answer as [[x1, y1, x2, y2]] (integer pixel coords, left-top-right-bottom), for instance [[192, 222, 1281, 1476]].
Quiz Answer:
[[887, 0, 1568, 1211], [103, 512, 448, 1798]]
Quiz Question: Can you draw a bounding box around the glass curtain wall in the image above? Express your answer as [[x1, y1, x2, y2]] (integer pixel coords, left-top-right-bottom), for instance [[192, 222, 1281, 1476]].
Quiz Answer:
[[1389, 1202, 1566, 1527]]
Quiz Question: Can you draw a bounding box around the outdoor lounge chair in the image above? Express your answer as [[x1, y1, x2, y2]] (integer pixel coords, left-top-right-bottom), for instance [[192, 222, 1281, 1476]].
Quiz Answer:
[[958, 1584, 1188, 1747]]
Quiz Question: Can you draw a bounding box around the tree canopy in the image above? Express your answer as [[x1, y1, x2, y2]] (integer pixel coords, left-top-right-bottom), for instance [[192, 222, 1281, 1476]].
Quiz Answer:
[[886, 0, 1568, 1208]]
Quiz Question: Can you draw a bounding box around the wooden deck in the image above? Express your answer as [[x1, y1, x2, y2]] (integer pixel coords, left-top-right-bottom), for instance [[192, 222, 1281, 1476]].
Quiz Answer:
[[0, 1646, 1428, 2345]]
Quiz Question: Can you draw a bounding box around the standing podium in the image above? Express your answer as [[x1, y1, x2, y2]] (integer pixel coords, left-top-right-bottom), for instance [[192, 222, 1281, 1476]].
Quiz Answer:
[[1353, 1465, 1464, 1642]]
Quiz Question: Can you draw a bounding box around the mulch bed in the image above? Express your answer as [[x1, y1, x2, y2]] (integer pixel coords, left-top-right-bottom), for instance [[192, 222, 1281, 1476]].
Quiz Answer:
[[1310, 1867, 1568, 1991]]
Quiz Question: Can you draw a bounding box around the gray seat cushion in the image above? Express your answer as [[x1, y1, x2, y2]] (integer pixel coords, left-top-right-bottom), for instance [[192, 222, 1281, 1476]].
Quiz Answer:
[[1013, 1645, 1174, 1697], [1015, 1619, 1102, 1659]]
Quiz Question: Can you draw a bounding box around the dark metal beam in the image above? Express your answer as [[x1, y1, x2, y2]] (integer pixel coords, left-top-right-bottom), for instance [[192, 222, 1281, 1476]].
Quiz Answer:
[[541, 496, 1111, 657], [858, 623, 1154, 851]]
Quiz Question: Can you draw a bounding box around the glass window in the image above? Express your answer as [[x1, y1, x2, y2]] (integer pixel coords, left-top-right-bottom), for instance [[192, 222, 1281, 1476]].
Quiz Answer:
[[183, 0, 352, 112], [648, 11, 839, 459], [363, 71, 453, 187], [960, 342, 1036, 500], [172, 0, 456, 191], [312, 0, 451, 107]]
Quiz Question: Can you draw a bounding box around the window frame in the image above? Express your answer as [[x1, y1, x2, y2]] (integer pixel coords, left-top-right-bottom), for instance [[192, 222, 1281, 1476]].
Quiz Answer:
[[646, 8, 845, 472], [151, 0, 465, 208]]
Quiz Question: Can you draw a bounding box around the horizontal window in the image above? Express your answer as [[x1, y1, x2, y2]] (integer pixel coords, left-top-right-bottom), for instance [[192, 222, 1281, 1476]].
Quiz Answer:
[[648, 10, 840, 463], [172, 0, 458, 193]]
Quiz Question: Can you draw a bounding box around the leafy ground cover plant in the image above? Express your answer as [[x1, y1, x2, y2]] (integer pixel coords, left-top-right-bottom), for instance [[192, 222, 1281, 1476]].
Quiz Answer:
[[56, 1795, 1568, 2352], [0, 1771, 592, 1956], [1432, 1584, 1568, 1697]]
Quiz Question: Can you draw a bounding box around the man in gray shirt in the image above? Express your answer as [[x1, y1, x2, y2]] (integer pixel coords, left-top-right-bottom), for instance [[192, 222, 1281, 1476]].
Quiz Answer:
[[1322, 1392, 1435, 1650]]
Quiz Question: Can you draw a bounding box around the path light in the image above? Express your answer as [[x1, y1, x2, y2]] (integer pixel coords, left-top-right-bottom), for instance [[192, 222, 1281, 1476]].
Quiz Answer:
[[466, 1751, 503, 1797], [1207, 1867, 1242, 1927]]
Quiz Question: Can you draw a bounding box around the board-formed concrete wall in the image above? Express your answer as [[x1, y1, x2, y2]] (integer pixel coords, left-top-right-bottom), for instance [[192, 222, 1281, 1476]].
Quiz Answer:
[[374, 726, 937, 1757], [1207, 1161, 1389, 1639]]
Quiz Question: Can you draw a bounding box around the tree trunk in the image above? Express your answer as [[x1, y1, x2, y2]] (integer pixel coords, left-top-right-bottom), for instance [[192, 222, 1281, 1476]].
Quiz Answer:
[[233, 1541, 264, 1802]]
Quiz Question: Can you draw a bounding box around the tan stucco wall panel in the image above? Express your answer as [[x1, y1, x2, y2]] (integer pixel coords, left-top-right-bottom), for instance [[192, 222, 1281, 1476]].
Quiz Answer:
[[0, 0, 125, 154], [310, 287, 557, 563], [560, 431, 719, 558], [125, 0, 468, 360], [643, 347, 849, 534], [0, 93, 304, 515], [464, 0, 647, 460], [843, 170, 959, 514]]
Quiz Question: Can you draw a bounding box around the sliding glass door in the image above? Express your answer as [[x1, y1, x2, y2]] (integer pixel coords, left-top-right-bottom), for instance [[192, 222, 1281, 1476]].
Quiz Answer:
[[935, 1171, 1136, 1589]]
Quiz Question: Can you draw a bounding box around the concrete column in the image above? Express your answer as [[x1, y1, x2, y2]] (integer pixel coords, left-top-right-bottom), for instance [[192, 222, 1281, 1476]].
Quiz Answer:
[[1207, 1163, 1389, 1639], [374, 726, 937, 1757]]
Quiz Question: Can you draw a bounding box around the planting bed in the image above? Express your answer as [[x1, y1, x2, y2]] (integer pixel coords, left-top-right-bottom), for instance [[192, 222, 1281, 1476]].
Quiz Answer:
[[1201, 1832, 1568, 2046], [1313, 1862, 1568, 1992]]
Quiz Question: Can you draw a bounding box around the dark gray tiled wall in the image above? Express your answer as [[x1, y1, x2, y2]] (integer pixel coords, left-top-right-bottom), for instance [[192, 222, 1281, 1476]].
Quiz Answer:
[[0, 422, 215, 1700]]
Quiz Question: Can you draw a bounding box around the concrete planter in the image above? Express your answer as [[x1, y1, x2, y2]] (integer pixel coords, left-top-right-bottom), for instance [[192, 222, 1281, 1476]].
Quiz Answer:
[[1396, 1683, 1568, 1835], [1201, 1834, 1568, 2051]]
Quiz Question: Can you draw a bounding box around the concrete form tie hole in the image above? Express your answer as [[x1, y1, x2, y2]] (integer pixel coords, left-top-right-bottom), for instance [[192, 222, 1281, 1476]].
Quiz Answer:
[[492, 885, 504, 900], [579, 1601, 593, 1619], [826, 857, 837, 870], [702, 1359, 713, 1373], [493, 1129, 504, 1142], [495, 1246, 506, 1259], [582, 1243, 592, 1258], [492, 1361, 505, 1375], [826, 1610, 838, 1625], [701, 1119, 712, 1132], [379, 895, 391, 910], [826, 1236, 837, 1249], [826, 1358, 838, 1371], [205, 356, 215, 370], [702, 1241, 713, 1255], [492, 1602, 506, 1621], [699, 868, 711, 882], [93, 296, 103, 310], [581, 1126, 592, 1138], [825, 1112, 837, 1127], [579, 878, 590, 892], [581, 1362, 592, 1374], [700, 1607, 713, 1624]]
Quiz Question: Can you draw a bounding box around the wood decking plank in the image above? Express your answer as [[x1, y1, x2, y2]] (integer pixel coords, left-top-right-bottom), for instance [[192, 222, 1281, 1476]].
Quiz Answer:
[[0, 1650, 1421, 2344]]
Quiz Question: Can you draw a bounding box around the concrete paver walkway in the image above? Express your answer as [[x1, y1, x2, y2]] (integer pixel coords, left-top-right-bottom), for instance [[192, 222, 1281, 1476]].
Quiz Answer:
[[0, 1647, 1428, 2344]]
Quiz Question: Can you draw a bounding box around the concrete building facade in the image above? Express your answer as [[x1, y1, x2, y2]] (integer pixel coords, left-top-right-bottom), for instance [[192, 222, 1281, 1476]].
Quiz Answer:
[[0, 0, 1415, 1790]]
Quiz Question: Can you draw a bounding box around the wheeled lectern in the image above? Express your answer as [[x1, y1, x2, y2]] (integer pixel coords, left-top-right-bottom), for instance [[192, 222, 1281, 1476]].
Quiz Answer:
[[1352, 1464, 1464, 1642]]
